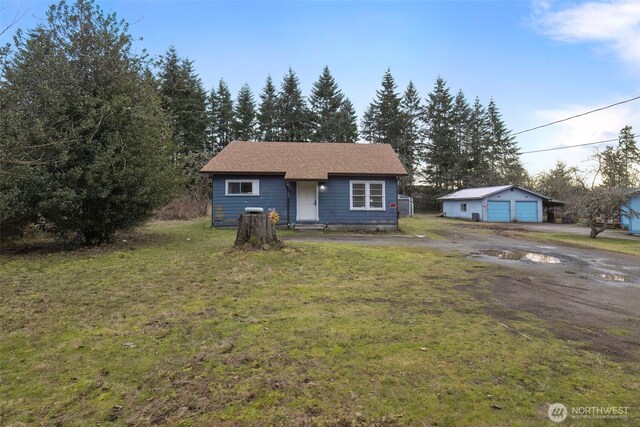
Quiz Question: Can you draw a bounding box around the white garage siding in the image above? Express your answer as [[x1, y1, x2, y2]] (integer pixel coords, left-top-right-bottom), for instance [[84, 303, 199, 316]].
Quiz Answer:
[[442, 199, 483, 220], [439, 185, 544, 223]]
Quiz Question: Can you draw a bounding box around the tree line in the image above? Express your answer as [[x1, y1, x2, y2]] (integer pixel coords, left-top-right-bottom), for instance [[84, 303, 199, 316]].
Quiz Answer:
[[0, 0, 532, 244], [6, 0, 633, 244], [157, 48, 359, 155], [158, 48, 527, 196]]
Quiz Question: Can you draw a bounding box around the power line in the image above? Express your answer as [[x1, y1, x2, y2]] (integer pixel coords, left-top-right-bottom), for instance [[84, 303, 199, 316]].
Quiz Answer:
[[512, 96, 640, 136], [519, 136, 635, 155]]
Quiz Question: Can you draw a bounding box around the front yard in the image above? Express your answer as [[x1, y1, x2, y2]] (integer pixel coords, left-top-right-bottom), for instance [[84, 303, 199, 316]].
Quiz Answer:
[[1, 218, 638, 425]]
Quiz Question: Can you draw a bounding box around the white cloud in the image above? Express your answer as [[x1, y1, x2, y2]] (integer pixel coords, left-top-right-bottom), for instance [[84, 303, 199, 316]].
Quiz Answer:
[[534, 0, 640, 68]]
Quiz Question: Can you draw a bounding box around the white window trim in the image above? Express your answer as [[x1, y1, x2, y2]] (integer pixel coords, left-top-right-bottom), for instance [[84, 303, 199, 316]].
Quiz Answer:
[[225, 179, 260, 196], [350, 180, 386, 211]]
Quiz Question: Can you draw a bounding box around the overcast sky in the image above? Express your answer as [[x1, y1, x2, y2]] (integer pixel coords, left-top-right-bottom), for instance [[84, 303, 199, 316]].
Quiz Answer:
[[2, 0, 639, 176]]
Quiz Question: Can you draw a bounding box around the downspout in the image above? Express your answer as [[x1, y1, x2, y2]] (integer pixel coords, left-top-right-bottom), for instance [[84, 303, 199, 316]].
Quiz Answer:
[[285, 181, 291, 228], [211, 174, 219, 227]]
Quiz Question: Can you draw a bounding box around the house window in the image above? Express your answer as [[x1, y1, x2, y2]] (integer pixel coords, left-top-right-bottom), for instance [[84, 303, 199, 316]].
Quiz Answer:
[[350, 181, 385, 210], [225, 179, 259, 196], [461, 203, 467, 212]]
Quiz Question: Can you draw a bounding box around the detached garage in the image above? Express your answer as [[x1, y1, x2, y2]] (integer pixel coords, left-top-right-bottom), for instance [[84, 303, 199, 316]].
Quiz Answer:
[[438, 185, 546, 223]]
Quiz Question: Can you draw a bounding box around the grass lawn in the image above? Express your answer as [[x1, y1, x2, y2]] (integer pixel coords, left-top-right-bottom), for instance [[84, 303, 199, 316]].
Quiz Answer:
[[1, 218, 638, 425]]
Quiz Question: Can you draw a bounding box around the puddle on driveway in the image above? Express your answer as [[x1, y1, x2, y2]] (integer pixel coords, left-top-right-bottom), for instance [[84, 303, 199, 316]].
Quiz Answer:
[[478, 249, 561, 264], [598, 273, 627, 283]]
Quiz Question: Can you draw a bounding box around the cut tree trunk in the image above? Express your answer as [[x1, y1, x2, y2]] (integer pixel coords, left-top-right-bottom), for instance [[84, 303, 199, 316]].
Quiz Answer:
[[234, 213, 282, 250]]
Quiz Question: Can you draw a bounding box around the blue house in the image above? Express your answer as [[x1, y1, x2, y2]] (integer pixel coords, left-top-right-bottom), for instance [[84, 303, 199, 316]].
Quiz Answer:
[[200, 141, 407, 230], [621, 190, 640, 235], [438, 185, 548, 223]]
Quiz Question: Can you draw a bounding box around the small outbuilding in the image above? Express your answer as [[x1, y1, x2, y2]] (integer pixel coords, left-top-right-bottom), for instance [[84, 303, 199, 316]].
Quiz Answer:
[[621, 190, 640, 235], [437, 185, 547, 223], [397, 194, 414, 217]]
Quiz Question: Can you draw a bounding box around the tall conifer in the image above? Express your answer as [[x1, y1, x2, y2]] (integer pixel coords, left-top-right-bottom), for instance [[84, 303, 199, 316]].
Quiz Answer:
[[277, 68, 309, 141], [257, 76, 279, 141], [233, 83, 257, 141], [309, 66, 344, 141]]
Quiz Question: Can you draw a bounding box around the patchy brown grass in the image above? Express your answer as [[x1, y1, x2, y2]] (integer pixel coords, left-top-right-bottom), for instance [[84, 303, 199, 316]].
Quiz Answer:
[[1, 218, 638, 425]]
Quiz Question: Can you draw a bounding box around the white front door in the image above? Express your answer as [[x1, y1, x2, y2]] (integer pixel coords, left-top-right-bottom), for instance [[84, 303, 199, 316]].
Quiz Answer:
[[297, 181, 317, 221]]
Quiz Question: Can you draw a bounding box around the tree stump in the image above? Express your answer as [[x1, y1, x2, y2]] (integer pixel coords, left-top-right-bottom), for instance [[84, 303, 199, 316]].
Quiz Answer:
[[234, 213, 282, 250]]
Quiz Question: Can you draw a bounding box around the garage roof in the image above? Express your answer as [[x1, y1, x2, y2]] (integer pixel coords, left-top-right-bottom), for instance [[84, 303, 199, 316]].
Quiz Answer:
[[437, 185, 548, 200]]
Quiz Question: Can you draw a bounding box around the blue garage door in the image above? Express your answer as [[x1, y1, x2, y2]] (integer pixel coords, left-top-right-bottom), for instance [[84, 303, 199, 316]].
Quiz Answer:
[[515, 201, 538, 222], [487, 201, 510, 222]]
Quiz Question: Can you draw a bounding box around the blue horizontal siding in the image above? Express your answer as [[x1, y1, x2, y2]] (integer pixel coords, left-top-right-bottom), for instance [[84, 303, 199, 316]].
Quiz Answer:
[[317, 176, 398, 224], [210, 174, 398, 226], [625, 195, 640, 235], [211, 175, 288, 226]]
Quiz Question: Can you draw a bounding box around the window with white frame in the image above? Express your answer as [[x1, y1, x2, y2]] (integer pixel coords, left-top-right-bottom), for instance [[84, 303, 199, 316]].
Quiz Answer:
[[225, 179, 259, 196], [350, 181, 385, 210], [460, 203, 467, 212]]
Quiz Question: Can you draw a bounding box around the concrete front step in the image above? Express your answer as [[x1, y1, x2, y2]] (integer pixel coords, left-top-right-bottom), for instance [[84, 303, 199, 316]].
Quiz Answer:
[[295, 223, 327, 230]]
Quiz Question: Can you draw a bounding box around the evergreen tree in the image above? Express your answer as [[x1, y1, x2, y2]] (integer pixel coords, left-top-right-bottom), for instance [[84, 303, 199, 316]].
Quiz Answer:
[[277, 68, 309, 141], [210, 78, 234, 151], [399, 81, 423, 193], [0, 0, 178, 243], [598, 125, 640, 188], [360, 104, 378, 144], [422, 77, 456, 191], [450, 90, 470, 188], [233, 83, 257, 141], [534, 161, 582, 201], [335, 98, 359, 142], [464, 97, 492, 187], [309, 66, 344, 141], [485, 99, 525, 184], [157, 47, 207, 153], [361, 69, 404, 150], [257, 75, 279, 141]]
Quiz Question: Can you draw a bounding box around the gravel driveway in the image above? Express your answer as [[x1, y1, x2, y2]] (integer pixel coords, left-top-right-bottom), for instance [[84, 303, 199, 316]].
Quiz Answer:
[[284, 225, 640, 361]]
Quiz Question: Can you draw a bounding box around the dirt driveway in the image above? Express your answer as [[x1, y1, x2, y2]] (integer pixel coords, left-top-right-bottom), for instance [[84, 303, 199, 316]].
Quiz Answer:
[[284, 225, 640, 361]]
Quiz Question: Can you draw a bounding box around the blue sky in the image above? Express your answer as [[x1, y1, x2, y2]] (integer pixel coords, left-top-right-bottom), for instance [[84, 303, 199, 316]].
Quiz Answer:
[[2, 0, 639, 177]]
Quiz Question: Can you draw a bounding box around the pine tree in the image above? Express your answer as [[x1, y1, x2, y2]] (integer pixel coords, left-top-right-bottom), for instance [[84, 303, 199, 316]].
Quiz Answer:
[[257, 75, 279, 141], [464, 97, 492, 187], [335, 98, 359, 142], [157, 47, 207, 153], [534, 161, 582, 201], [277, 68, 309, 141], [399, 81, 423, 193], [309, 66, 344, 141], [361, 69, 404, 150], [233, 83, 257, 141], [485, 99, 525, 184], [598, 125, 640, 188], [450, 90, 471, 188], [423, 77, 456, 191], [360, 104, 378, 144], [210, 78, 234, 151]]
